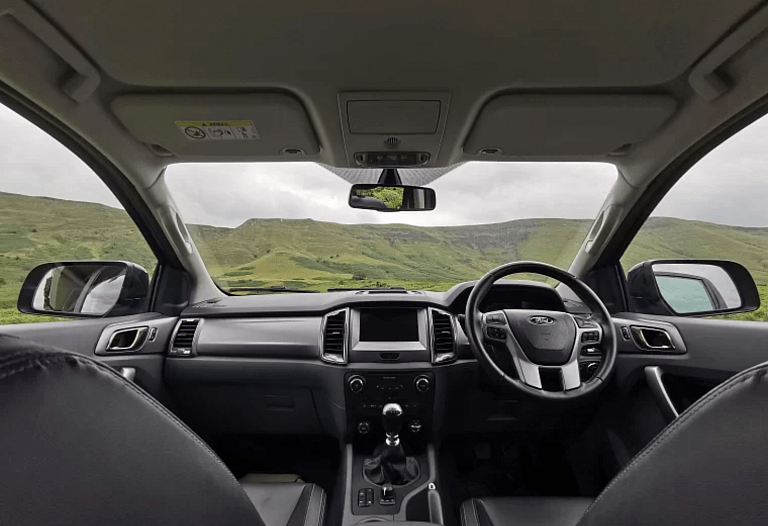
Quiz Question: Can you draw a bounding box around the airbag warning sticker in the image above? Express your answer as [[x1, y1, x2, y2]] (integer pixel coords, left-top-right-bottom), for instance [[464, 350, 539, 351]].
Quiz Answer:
[[176, 121, 260, 141]]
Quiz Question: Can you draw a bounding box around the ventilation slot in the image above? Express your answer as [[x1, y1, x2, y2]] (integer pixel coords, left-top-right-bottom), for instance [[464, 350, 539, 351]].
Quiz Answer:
[[321, 310, 347, 364], [379, 352, 400, 362], [169, 319, 201, 356], [432, 310, 456, 363]]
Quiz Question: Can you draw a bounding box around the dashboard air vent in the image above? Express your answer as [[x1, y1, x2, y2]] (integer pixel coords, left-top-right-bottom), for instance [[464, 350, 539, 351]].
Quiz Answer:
[[431, 309, 456, 364], [169, 319, 201, 357], [354, 290, 423, 295], [321, 309, 348, 364]]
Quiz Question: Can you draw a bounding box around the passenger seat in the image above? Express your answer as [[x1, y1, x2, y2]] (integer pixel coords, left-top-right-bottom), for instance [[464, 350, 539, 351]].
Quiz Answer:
[[0, 337, 327, 526], [241, 483, 326, 526]]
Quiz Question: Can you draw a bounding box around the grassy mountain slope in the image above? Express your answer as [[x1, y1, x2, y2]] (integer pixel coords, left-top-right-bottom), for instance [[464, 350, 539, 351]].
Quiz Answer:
[[623, 218, 768, 285], [189, 217, 593, 292], [0, 192, 156, 323], [1, 191, 768, 322]]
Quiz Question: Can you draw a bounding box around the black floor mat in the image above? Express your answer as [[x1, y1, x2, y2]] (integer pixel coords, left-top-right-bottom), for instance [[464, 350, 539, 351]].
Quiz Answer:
[[442, 434, 582, 504]]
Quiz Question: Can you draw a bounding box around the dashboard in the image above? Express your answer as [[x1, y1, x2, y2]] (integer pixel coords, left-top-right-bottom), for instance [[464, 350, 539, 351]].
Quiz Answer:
[[163, 280, 579, 440]]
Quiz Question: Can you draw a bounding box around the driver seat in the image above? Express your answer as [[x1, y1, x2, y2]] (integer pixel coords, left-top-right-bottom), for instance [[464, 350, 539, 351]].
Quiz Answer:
[[461, 360, 768, 526]]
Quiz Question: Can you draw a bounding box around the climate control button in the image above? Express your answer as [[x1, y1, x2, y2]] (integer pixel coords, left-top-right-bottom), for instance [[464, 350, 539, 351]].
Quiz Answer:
[[414, 375, 431, 393], [348, 375, 366, 393]]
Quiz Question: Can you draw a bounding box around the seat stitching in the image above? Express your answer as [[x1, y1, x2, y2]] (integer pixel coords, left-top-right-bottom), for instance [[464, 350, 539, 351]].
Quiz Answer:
[[472, 498, 480, 526], [460, 502, 467, 526], [317, 488, 326, 526], [579, 363, 768, 521], [0, 355, 73, 381], [0, 352, 240, 485], [302, 484, 315, 526]]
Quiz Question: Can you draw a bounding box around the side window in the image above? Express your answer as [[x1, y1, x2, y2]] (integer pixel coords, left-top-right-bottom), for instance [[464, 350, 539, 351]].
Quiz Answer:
[[0, 103, 156, 324], [622, 114, 768, 321]]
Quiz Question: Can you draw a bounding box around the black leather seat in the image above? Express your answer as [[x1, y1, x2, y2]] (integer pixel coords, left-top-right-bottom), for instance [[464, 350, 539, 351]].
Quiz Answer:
[[461, 497, 591, 526], [242, 483, 326, 526], [462, 360, 768, 526], [0, 336, 326, 526]]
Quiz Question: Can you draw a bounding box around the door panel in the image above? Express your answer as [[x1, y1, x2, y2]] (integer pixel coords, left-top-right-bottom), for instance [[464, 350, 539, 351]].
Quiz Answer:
[[0, 313, 178, 397], [600, 313, 768, 473], [614, 313, 768, 386]]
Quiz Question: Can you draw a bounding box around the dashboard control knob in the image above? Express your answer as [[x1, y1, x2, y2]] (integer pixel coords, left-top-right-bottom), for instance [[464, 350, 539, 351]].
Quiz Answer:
[[410, 419, 422, 434], [358, 421, 371, 434], [414, 375, 431, 393], [348, 375, 365, 393]]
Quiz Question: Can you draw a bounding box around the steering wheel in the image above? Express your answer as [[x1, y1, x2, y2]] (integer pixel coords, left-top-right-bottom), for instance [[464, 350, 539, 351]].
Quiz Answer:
[[465, 262, 617, 400]]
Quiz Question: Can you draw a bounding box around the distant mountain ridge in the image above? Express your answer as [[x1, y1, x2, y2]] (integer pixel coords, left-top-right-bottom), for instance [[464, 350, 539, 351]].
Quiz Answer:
[[1, 191, 768, 305]]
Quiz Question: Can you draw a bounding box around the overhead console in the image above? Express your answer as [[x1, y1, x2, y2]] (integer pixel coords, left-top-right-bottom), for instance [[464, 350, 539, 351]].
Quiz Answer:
[[338, 92, 451, 168]]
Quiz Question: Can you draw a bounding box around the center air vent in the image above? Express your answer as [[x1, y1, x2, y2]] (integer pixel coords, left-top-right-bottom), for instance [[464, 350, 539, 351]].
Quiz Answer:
[[169, 319, 201, 357], [321, 309, 348, 364], [431, 309, 456, 364]]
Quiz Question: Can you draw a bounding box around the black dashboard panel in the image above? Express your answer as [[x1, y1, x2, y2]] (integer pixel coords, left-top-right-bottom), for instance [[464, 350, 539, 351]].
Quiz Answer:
[[165, 280, 571, 439], [192, 317, 322, 358], [184, 280, 566, 360]]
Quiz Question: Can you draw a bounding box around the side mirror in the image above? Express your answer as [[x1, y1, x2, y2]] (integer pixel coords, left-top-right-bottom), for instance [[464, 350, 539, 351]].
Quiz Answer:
[[349, 184, 436, 212], [627, 259, 760, 316], [18, 261, 150, 318]]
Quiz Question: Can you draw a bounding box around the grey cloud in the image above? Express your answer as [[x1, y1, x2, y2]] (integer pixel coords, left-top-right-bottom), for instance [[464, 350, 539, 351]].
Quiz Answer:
[[0, 104, 120, 208], [3, 101, 768, 230], [165, 162, 619, 228]]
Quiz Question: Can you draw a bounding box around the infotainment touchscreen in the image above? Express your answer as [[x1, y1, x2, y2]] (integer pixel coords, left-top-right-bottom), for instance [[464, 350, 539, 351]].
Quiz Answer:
[[359, 308, 419, 342]]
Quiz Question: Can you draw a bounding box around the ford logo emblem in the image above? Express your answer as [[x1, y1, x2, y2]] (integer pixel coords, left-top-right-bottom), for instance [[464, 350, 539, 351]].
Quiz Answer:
[[529, 316, 555, 326]]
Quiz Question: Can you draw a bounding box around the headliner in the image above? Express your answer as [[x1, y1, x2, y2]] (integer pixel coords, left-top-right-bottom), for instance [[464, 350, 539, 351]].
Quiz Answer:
[[34, 0, 760, 88]]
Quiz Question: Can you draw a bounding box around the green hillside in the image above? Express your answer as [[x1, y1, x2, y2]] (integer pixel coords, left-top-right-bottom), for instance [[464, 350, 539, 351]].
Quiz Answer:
[[190, 217, 592, 293], [0, 192, 156, 323], [1, 191, 768, 323]]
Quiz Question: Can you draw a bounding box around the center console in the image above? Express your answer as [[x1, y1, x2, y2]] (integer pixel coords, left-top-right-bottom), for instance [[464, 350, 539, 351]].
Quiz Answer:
[[342, 306, 451, 441], [336, 306, 451, 526], [345, 371, 435, 440]]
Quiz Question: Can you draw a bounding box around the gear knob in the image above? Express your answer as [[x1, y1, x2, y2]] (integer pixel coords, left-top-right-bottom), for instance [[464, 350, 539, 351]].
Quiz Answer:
[[382, 403, 403, 446]]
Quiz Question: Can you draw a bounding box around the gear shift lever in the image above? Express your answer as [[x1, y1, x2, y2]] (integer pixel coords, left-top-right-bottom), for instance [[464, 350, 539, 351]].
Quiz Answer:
[[382, 403, 404, 446], [363, 402, 420, 486]]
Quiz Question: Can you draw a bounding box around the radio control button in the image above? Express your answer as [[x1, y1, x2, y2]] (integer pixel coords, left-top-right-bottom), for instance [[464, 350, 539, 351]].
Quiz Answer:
[[415, 376, 431, 393], [348, 376, 365, 393]]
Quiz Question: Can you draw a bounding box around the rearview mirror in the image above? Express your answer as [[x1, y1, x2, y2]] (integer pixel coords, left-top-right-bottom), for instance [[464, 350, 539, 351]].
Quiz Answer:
[[18, 261, 150, 318], [349, 184, 436, 212], [627, 259, 760, 316]]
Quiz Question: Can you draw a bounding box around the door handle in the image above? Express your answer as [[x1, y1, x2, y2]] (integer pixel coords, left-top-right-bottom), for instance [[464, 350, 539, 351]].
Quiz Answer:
[[631, 326, 675, 351], [645, 366, 679, 422], [118, 367, 136, 382], [106, 327, 148, 353]]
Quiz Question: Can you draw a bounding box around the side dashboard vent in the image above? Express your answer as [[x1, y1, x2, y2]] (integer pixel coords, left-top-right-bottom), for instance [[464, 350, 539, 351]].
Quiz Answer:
[[431, 309, 456, 364], [169, 318, 201, 357], [321, 309, 348, 364]]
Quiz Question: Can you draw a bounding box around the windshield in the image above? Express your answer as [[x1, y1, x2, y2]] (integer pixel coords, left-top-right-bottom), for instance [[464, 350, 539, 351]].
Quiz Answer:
[[166, 162, 616, 294]]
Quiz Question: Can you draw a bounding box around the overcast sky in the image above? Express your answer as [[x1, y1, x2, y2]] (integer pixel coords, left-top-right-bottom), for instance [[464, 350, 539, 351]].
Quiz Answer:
[[2, 102, 768, 229]]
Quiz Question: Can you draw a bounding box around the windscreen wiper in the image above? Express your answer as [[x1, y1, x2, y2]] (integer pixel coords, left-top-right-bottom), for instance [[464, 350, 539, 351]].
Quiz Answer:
[[327, 286, 408, 292], [229, 286, 319, 293]]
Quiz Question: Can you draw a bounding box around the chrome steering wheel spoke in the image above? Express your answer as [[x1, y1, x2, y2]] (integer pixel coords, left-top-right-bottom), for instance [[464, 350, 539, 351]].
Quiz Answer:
[[481, 309, 604, 392], [467, 262, 617, 400]]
